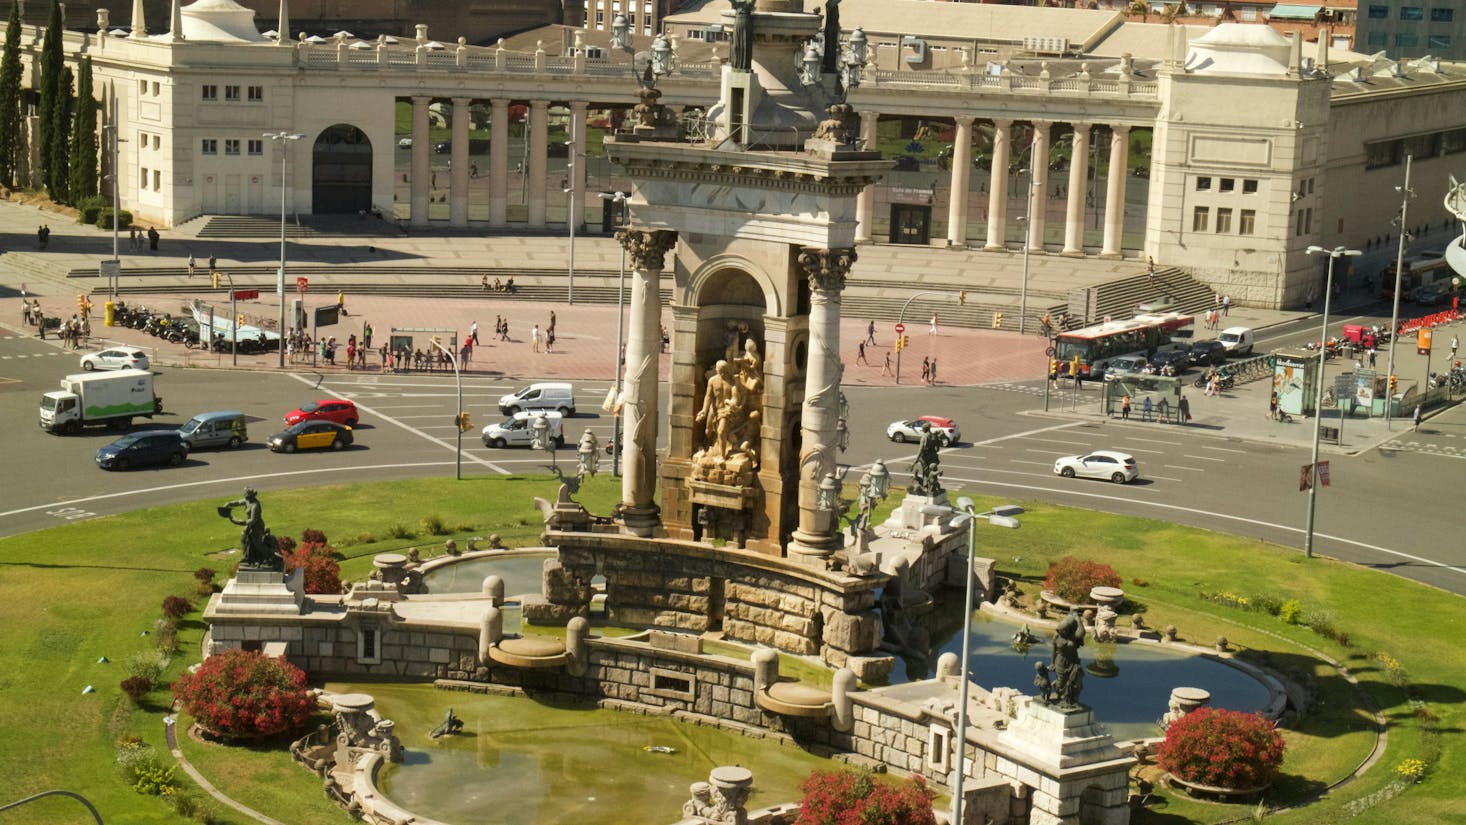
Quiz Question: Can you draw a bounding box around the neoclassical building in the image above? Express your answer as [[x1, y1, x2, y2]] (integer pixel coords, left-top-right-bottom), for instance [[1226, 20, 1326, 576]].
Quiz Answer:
[[9, 0, 1465, 308]]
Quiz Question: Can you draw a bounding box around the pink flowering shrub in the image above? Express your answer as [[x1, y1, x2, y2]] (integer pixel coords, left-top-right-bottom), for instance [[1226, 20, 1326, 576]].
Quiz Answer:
[[172, 649, 313, 739], [1044, 556, 1122, 603], [1157, 707, 1286, 789], [795, 769, 936, 825]]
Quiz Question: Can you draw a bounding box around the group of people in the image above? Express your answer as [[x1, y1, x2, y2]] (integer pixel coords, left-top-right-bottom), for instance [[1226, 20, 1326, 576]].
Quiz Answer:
[[35, 225, 52, 249], [126, 226, 161, 252], [530, 311, 557, 353], [480, 275, 517, 293], [1119, 392, 1191, 424]]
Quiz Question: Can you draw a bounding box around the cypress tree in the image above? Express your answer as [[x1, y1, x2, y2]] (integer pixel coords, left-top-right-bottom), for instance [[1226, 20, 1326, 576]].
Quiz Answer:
[[69, 57, 95, 201], [0, 2, 23, 188], [49, 64, 70, 201], [37, 0, 62, 192]]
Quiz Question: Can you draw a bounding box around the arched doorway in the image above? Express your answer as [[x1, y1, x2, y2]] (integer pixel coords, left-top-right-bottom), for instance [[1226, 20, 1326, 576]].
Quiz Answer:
[[312, 124, 372, 213]]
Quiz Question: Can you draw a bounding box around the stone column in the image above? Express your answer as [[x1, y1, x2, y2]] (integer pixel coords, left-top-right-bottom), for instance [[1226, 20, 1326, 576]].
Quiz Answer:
[[617, 228, 677, 536], [1062, 122, 1090, 257], [788, 246, 857, 563], [984, 118, 1012, 251], [488, 98, 509, 226], [1027, 120, 1051, 253], [946, 116, 974, 248], [569, 101, 589, 228], [449, 97, 471, 227], [409, 96, 430, 228], [855, 110, 879, 243], [527, 99, 549, 226], [1101, 124, 1131, 259]]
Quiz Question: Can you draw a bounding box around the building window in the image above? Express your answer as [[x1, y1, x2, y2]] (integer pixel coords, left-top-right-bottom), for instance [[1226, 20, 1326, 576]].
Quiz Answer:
[[1367, 4, 1388, 18], [224, 139, 241, 155], [247, 139, 263, 155], [202, 139, 217, 154], [1243, 179, 1258, 194], [139, 167, 148, 189], [1220, 178, 1235, 193], [224, 85, 241, 102], [1400, 6, 1424, 20], [1193, 206, 1209, 232], [138, 79, 147, 95], [1431, 7, 1454, 22], [1216, 208, 1233, 233], [152, 135, 161, 150], [1396, 33, 1420, 47], [1239, 209, 1256, 235], [1443, 128, 1466, 155], [1405, 133, 1441, 158], [153, 170, 161, 191], [1367, 31, 1388, 47], [1428, 34, 1452, 49], [1195, 176, 1212, 191], [152, 81, 160, 96], [201, 85, 217, 101], [1307, 178, 1315, 195], [247, 85, 263, 102], [1295, 209, 1306, 236]]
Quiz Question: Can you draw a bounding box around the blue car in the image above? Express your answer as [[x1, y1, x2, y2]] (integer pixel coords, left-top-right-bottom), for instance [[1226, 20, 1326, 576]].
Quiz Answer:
[[96, 430, 188, 470]]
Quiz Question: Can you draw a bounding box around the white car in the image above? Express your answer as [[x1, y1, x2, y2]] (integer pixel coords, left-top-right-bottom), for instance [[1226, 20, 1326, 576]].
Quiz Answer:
[[397, 137, 413, 147], [886, 416, 960, 447], [1054, 450, 1139, 484], [80, 348, 151, 372]]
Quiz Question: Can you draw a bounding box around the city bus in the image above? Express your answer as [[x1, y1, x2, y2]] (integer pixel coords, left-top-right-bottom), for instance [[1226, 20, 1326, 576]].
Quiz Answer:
[[1055, 313, 1196, 378], [1380, 251, 1453, 301]]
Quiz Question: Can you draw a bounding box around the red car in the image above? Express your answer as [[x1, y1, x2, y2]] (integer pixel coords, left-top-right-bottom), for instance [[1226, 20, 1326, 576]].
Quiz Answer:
[[284, 399, 358, 427]]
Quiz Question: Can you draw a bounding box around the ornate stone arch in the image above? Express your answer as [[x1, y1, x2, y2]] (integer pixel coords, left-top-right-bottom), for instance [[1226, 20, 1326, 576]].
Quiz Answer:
[[683, 254, 783, 317]]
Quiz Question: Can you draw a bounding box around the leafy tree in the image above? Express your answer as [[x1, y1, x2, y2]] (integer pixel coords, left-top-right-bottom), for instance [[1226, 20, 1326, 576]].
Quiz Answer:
[[48, 64, 71, 200], [0, 2, 24, 187], [68, 56, 96, 200], [37, 0, 62, 191], [172, 649, 313, 738]]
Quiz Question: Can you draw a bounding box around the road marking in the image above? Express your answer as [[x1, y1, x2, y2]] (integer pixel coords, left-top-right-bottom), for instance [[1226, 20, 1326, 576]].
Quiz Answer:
[[1182, 454, 1227, 462], [1198, 445, 1249, 454], [969, 420, 1085, 447], [290, 374, 510, 473], [1164, 464, 1205, 472], [1118, 447, 1166, 454], [1015, 436, 1086, 446], [1009, 460, 1054, 468], [1127, 437, 1182, 446], [937, 474, 1466, 580], [1146, 475, 1181, 483]]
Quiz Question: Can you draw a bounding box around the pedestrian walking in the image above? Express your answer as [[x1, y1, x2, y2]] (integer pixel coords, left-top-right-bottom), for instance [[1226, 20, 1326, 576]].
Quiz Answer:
[[461, 340, 472, 366], [1413, 403, 1422, 432], [500, 321, 511, 342], [930, 358, 938, 384], [882, 351, 893, 376], [147, 226, 159, 251], [1367, 347, 1377, 369], [1146, 256, 1156, 286], [549, 311, 557, 336], [470, 321, 480, 346], [1120, 394, 1131, 420], [336, 290, 348, 316], [546, 329, 555, 353], [866, 321, 876, 346], [929, 313, 939, 336], [920, 356, 930, 383], [531, 324, 541, 352], [187, 254, 196, 276], [1222, 294, 1231, 316], [1451, 335, 1459, 359], [857, 341, 868, 364], [1178, 394, 1191, 424], [209, 254, 218, 273], [362, 322, 373, 349], [1142, 396, 1153, 422]]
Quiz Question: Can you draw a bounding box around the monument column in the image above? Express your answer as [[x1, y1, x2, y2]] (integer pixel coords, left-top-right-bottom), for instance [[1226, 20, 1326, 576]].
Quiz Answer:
[[528, 99, 550, 226], [409, 96, 430, 228], [984, 118, 1012, 251], [946, 116, 974, 248], [854, 110, 879, 244], [1027, 120, 1051, 253], [488, 98, 509, 226], [617, 228, 677, 536], [1062, 122, 1090, 256], [449, 97, 471, 227], [788, 246, 856, 563], [1101, 124, 1131, 259]]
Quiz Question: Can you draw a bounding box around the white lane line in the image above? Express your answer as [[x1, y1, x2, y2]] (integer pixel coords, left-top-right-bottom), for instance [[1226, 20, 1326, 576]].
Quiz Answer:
[[1199, 445, 1249, 454], [1146, 475, 1181, 483], [363, 403, 458, 409], [1119, 447, 1166, 455], [1010, 460, 1054, 468], [1126, 438, 1182, 446], [937, 474, 1466, 580], [1164, 464, 1205, 472], [0, 461, 454, 519], [1183, 454, 1227, 462], [1014, 437, 1086, 446], [969, 420, 1086, 447], [290, 374, 510, 473]]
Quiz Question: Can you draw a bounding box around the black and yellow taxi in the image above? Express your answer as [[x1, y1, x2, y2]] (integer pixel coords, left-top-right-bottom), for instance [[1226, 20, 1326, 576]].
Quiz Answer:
[[267, 420, 353, 453]]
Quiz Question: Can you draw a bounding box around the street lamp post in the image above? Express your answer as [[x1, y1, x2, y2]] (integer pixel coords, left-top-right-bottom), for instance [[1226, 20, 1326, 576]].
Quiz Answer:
[[1303, 245, 1360, 558], [1017, 149, 1038, 335], [1385, 155, 1414, 429], [942, 498, 1022, 825], [104, 96, 127, 300], [600, 191, 630, 476], [265, 131, 304, 368], [429, 337, 464, 480]]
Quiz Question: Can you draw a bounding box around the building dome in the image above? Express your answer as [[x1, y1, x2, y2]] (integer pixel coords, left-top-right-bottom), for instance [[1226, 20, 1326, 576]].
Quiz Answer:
[[180, 0, 269, 43], [1184, 23, 1291, 76]]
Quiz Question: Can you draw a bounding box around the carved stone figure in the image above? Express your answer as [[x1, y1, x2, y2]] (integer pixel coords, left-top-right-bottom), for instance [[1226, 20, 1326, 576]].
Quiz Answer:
[[1093, 603, 1118, 643], [1051, 608, 1087, 710], [729, 0, 755, 72], [690, 339, 765, 486], [429, 707, 464, 738], [811, 103, 856, 145], [219, 487, 281, 569], [820, 0, 842, 74], [908, 422, 944, 496], [1034, 662, 1055, 705]]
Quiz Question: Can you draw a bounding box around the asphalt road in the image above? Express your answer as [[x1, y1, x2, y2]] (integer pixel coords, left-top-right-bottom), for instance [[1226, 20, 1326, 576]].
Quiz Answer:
[[4, 322, 1464, 597]]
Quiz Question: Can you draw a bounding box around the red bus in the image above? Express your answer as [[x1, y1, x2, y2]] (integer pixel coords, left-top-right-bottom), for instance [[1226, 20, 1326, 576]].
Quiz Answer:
[[1055, 313, 1195, 378]]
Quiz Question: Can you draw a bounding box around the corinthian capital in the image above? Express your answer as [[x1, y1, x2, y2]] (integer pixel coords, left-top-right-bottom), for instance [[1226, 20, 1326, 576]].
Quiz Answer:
[[797, 246, 858, 293], [617, 228, 678, 271]]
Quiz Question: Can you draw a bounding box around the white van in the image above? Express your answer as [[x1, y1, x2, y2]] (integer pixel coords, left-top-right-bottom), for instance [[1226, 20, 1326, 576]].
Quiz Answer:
[[1217, 327, 1255, 357], [482, 411, 565, 448], [497, 382, 575, 416]]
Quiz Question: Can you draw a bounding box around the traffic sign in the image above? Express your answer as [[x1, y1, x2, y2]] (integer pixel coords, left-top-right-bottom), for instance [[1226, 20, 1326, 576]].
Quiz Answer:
[[233, 289, 260, 300], [894, 323, 906, 334], [1046, 346, 1056, 357], [296, 276, 309, 294]]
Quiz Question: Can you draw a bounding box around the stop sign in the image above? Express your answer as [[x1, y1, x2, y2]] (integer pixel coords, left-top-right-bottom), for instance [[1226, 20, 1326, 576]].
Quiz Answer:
[[894, 323, 906, 334]]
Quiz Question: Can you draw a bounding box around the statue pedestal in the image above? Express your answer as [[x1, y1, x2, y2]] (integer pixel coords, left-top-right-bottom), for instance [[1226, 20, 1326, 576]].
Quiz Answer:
[[215, 566, 305, 615], [881, 492, 952, 535], [997, 700, 1121, 770]]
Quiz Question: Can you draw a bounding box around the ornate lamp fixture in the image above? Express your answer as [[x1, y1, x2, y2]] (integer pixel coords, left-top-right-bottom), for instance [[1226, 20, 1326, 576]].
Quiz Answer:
[[576, 429, 600, 479], [610, 14, 631, 51]]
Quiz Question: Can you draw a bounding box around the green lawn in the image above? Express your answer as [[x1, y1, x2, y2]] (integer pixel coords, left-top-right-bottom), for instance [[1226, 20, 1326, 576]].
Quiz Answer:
[[0, 478, 1457, 824]]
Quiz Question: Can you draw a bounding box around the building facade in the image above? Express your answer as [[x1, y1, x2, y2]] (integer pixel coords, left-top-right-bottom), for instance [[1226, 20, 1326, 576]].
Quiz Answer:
[[1355, 0, 1464, 60]]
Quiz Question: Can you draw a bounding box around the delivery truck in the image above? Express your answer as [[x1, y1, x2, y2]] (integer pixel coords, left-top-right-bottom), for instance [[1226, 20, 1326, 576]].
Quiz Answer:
[[40, 369, 162, 434]]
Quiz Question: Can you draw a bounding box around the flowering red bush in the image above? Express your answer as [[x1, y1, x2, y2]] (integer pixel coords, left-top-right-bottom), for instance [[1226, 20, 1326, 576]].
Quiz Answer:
[[282, 538, 341, 595], [1044, 556, 1122, 603], [161, 595, 193, 619], [172, 649, 313, 739], [1156, 707, 1286, 789], [795, 769, 935, 825], [120, 676, 153, 701]]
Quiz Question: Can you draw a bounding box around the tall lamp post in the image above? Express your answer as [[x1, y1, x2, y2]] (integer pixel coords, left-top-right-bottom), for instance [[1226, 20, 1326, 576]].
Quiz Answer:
[[265, 131, 304, 368], [599, 191, 630, 476], [1303, 245, 1360, 558], [429, 337, 465, 480], [1385, 155, 1414, 429], [104, 96, 127, 300], [941, 497, 1022, 825]]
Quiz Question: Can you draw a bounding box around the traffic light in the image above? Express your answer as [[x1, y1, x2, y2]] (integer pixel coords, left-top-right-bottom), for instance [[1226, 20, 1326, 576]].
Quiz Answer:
[[993, 312, 1003, 329], [76, 294, 86, 312], [894, 336, 903, 353], [456, 412, 472, 432], [1049, 358, 1058, 377], [1389, 375, 1398, 395], [958, 290, 967, 306], [212, 271, 221, 289]]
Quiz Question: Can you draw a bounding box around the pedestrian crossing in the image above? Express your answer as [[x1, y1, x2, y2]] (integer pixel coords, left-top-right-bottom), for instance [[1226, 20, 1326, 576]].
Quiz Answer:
[[1380, 438, 1465, 459]]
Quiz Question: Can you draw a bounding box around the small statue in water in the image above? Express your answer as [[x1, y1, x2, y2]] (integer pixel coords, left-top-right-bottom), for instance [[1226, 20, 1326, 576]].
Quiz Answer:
[[429, 707, 464, 738]]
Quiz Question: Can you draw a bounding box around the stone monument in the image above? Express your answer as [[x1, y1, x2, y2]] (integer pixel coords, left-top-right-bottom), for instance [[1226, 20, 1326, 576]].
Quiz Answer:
[[212, 488, 305, 615]]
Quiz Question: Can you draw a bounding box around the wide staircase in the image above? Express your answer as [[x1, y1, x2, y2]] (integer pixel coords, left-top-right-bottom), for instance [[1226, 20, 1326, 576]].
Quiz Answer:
[[1079, 266, 1218, 324], [194, 214, 412, 238]]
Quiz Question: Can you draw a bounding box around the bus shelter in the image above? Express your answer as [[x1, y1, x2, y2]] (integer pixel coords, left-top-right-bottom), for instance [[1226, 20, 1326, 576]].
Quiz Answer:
[[1103, 375, 1183, 423]]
